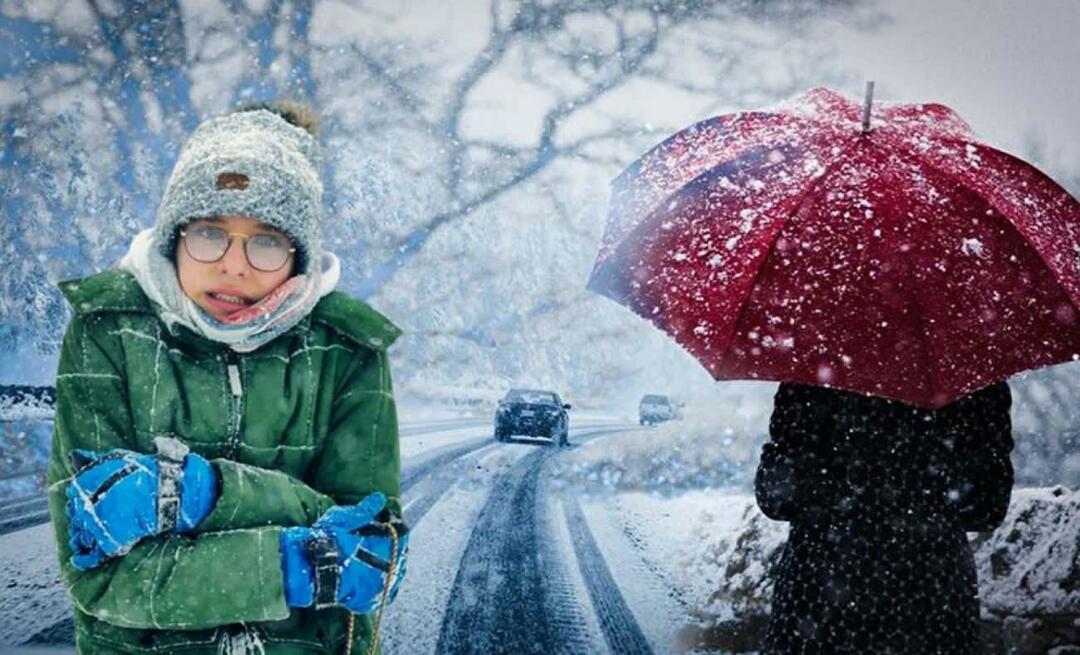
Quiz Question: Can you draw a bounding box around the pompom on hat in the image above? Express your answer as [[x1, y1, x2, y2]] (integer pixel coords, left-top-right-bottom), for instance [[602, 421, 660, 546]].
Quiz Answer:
[[153, 108, 324, 274]]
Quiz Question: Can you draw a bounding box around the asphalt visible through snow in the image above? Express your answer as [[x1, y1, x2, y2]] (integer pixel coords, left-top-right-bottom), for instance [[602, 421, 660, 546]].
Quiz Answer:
[[434, 428, 633, 655], [1, 417, 683, 654]]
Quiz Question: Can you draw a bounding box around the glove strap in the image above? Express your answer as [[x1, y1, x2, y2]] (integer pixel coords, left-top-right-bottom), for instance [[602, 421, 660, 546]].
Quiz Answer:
[[307, 531, 340, 609], [154, 436, 189, 533]]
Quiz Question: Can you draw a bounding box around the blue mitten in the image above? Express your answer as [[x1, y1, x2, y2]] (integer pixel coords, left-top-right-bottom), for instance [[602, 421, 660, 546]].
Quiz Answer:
[[280, 493, 409, 613], [66, 437, 218, 570]]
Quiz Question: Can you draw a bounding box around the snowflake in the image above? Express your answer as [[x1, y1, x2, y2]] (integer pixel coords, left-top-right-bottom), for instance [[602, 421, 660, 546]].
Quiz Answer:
[[960, 237, 986, 258]]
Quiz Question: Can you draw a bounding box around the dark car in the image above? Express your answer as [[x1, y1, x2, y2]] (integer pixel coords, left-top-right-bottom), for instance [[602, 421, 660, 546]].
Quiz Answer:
[[494, 388, 571, 446], [639, 393, 680, 425]]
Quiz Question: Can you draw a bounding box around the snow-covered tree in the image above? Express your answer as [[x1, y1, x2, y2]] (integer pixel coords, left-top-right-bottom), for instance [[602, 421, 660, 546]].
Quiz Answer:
[[2, 0, 864, 401]]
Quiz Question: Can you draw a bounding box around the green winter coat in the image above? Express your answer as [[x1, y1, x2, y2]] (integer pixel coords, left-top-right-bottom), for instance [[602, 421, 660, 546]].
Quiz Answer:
[[46, 269, 403, 654]]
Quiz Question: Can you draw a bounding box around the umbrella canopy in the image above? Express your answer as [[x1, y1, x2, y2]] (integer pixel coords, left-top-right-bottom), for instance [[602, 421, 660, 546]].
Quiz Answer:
[[587, 87, 1080, 408]]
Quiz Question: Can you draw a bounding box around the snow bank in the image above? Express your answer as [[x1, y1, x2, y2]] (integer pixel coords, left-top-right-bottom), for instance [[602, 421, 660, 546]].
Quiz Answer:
[[974, 486, 1080, 616], [971, 486, 1080, 653], [632, 486, 1080, 654]]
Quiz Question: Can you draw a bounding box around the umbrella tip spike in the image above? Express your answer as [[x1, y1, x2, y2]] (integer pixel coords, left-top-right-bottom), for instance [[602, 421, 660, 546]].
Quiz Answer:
[[862, 81, 875, 133]]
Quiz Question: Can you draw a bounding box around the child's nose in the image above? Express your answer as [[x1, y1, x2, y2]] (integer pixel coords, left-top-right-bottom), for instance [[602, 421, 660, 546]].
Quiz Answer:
[[218, 238, 250, 276]]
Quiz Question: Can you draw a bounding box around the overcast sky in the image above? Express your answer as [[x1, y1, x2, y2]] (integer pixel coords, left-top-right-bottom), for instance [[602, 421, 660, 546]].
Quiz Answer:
[[828, 0, 1078, 185]]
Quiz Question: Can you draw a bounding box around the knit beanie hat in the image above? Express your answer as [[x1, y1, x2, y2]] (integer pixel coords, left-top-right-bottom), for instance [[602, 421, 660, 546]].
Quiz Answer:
[[153, 108, 323, 274]]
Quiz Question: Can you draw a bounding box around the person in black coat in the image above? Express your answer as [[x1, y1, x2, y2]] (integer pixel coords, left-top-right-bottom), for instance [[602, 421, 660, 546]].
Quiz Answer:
[[755, 381, 1014, 655]]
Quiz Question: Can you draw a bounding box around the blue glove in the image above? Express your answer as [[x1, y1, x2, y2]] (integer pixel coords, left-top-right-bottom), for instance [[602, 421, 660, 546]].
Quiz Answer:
[[280, 493, 410, 614], [350, 512, 409, 608], [65, 437, 218, 570]]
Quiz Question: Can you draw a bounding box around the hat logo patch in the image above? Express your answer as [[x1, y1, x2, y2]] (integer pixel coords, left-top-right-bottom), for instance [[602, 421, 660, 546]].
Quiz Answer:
[[216, 172, 249, 190]]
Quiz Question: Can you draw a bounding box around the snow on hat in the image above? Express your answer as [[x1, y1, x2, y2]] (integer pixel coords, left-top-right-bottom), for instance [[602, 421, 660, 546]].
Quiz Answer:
[[153, 108, 323, 274]]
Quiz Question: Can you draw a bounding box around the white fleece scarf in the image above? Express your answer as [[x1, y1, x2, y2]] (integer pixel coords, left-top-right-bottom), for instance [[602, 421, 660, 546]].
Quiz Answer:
[[119, 229, 340, 352]]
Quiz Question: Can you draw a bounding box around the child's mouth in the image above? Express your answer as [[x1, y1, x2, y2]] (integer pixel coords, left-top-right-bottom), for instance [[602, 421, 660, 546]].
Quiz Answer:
[[205, 291, 254, 311]]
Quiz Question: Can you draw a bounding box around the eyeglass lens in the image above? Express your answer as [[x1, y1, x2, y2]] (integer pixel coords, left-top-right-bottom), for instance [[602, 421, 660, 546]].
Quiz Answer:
[[184, 225, 292, 272]]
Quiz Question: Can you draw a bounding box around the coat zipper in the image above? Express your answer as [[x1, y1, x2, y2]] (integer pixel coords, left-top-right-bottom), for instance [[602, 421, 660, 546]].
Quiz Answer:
[[225, 352, 243, 459]]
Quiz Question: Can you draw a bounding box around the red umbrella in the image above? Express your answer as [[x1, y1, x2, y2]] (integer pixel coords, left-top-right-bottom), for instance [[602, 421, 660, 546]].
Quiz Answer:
[[587, 85, 1080, 409]]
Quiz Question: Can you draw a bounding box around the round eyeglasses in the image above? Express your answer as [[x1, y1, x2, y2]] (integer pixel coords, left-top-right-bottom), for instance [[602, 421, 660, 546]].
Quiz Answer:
[[180, 224, 296, 272]]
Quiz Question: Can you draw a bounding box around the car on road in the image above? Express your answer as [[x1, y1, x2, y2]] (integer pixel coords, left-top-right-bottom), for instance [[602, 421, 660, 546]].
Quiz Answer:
[[638, 394, 680, 426], [494, 388, 571, 446]]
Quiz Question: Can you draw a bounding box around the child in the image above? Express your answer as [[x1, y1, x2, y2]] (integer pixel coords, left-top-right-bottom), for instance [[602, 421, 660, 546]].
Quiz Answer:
[[755, 382, 1014, 655], [47, 101, 408, 654]]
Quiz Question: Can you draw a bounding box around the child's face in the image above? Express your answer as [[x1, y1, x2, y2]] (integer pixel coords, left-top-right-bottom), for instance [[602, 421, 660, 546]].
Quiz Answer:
[[176, 215, 296, 321]]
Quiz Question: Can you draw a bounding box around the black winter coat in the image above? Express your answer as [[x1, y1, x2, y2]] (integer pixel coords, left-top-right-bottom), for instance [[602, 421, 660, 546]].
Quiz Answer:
[[755, 382, 1014, 655]]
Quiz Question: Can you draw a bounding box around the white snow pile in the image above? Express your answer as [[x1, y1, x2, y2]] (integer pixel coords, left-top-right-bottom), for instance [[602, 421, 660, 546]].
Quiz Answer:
[[974, 486, 1080, 616], [673, 497, 786, 652], [971, 486, 1080, 653]]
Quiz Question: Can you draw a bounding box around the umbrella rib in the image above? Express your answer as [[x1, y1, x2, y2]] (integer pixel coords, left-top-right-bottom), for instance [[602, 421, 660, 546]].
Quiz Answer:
[[721, 143, 857, 370]]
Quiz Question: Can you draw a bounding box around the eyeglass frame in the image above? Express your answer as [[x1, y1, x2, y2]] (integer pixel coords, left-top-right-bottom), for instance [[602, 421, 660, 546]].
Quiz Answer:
[[179, 225, 297, 273]]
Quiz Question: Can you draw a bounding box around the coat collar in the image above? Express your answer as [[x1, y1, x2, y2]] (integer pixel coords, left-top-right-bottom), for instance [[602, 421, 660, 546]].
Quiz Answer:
[[59, 269, 402, 352]]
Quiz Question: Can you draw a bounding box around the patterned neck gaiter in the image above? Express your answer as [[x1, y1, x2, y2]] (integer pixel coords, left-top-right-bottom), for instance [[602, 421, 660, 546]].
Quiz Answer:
[[118, 228, 340, 352]]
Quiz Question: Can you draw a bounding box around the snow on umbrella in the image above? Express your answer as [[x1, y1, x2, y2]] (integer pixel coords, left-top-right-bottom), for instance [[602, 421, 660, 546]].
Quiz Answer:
[[587, 85, 1080, 409]]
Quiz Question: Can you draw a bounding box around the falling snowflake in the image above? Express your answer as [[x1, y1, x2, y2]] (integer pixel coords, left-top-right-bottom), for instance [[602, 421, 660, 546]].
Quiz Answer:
[[960, 237, 986, 258]]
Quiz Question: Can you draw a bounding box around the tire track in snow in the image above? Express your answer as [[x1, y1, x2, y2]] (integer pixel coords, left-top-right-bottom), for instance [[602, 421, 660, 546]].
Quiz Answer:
[[400, 439, 501, 529], [401, 436, 495, 493], [401, 425, 630, 529], [434, 427, 629, 654], [562, 494, 654, 655], [0, 494, 46, 517], [434, 447, 568, 655]]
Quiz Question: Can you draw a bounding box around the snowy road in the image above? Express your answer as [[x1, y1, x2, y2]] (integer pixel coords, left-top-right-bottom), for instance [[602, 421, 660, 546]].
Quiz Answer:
[[0, 416, 698, 654]]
